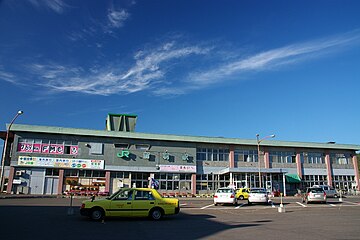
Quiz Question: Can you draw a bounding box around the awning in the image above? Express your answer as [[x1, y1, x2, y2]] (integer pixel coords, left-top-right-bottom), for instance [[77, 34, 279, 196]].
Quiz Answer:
[[285, 174, 301, 183]]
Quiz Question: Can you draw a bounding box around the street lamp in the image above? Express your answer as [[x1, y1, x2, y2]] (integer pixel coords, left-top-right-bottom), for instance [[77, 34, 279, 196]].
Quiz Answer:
[[256, 133, 275, 188], [0, 110, 24, 193]]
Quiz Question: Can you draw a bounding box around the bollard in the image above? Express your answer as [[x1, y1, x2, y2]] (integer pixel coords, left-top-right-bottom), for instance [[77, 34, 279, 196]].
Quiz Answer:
[[339, 190, 343, 202], [278, 193, 286, 213], [67, 193, 74, 215]]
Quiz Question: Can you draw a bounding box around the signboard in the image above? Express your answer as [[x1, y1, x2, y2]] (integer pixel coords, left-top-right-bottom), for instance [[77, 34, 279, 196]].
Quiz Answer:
[[158, 165, 196, 173], [17, 143, 78, 155], [18, 156, 104, 170]]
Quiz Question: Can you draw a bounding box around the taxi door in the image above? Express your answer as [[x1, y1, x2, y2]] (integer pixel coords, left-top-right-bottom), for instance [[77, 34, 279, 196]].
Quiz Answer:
[[109, 189, 134, 217], [131, 190, 156, 217]]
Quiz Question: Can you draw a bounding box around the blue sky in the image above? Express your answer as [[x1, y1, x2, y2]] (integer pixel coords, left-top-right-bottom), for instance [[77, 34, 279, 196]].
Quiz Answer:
[[1, 0, 360, 148]]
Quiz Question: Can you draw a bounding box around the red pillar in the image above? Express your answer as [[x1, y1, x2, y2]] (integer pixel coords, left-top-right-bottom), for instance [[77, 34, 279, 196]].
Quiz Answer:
[[325, 154, 333, 186], [191, 174, 196, 195], [105, 171, 111, 193], [229, 145, 235, 168], [57, 169, 64, 195], [296, 153, 302, 179], [353, 155, 360, 191], [6, 166, 15, 194], [264, 152, 270, 169]]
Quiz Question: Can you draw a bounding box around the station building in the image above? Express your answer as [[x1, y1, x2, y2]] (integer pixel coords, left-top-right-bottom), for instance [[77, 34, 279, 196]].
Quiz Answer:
[[1, 114, 359, 196]]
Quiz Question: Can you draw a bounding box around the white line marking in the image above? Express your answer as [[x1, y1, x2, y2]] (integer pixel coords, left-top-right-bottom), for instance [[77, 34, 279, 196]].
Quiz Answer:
[[235, 203, 246, 209], [329, 204, 336, 207], [201, 204, 214, 209], [296, 202, 307, 207], [342, 200, 358, 205]]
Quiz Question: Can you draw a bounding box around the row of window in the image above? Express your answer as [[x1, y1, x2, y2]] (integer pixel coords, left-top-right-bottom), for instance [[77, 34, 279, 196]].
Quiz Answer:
[[196, 148, 230, 161]]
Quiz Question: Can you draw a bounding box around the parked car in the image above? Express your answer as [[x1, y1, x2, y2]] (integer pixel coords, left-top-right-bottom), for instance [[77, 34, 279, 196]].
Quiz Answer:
[[214, 187, 238, 206], [312, 185, 338, 198], [248, 188, 269, 205], [236, 188, 250, 200], [303, 187, 327, 204], [80, 188, 180, 221]]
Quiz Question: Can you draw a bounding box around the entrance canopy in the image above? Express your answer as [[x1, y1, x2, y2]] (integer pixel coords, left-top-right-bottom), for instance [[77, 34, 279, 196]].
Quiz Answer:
[[285, 173, 301, 183]]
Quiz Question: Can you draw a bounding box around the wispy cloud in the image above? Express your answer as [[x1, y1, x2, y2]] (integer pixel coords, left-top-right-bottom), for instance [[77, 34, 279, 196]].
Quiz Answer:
[[0, 68, 19, 85], [28, 42, 210, 95], [107, 8, 130, 29], [186, 31, 360, 88], [14, 30, 360, 97], [28, 0, 68, 14]]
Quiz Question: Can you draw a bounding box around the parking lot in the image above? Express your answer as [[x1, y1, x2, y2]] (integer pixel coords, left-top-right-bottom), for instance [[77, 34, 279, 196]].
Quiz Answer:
[[1, 196, 359, 240]]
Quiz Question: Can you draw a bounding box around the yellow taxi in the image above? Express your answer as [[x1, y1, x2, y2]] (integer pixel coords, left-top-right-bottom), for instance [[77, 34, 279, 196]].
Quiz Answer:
[[80, 188, 180, 221], [235, 188, 250, 200]]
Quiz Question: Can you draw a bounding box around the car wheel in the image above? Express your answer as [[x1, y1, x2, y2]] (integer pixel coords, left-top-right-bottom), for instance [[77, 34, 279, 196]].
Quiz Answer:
[[234, 200, 238, 206], [247, 201, 251, 205], [214, 203, 218, 206], [239, 195, 244, 200], [150, 208, 163, 221], [91, 208, 104, 221]]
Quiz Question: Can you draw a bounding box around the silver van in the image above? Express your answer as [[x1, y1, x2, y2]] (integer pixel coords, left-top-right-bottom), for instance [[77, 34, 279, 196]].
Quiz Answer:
[[312, 185, 338, 198]]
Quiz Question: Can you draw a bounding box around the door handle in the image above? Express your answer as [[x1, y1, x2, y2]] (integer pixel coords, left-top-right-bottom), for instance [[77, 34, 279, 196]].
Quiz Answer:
[[127, 202, 131, 204], [150, 202, 154, 204]]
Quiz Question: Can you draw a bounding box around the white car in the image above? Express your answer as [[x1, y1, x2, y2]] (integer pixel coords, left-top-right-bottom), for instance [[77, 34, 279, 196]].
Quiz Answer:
[[214, 188, 238, 206], [248, 188, 269, 205]]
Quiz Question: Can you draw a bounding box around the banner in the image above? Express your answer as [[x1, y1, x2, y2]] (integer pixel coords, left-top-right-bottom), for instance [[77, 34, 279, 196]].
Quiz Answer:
[[18, 156, 104, 170], [17, 143, 78, 155], [158, 164, 196, 173]]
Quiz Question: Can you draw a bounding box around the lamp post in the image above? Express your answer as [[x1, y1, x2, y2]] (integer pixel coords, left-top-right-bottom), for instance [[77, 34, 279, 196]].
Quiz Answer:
[[256, 133, 275, 188], [0, 110, 24, 193]]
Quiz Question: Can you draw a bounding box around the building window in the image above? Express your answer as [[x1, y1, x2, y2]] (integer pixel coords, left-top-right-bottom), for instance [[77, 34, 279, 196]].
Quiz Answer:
[[234, 150, 258, 162], [303, 175, 327, 187], [269, 151, 296, 163], [45, 168, 59, 176], [301, 152, 325, 164], [196, 148, 229, 161], [330, 153, 351, 165]]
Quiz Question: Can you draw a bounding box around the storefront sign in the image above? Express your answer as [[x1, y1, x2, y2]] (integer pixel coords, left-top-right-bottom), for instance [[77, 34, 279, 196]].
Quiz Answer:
[[158, 164, 196, 173], [18, 143, 78, 155], [182, 153, 189, 161], [18, 156, 104, 169], [117, 150, 130, 158]]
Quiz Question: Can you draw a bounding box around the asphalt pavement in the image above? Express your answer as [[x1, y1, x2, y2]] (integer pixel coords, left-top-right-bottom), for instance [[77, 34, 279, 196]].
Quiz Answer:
[[1, 196, 359, 240]]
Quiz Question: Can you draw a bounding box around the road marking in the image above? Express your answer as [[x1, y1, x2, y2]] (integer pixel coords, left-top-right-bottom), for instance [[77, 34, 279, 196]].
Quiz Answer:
[[329, 204, 336, 207], [235, 203, 246, 209], [180, 203, 187, 206], [341, 201, 358, 205], [201, 204, 214, 209], [296, 202, 307, 207]]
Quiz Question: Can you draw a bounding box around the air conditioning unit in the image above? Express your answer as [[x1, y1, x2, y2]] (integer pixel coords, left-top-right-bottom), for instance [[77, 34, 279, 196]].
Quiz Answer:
[[15, 171, 23, 176]]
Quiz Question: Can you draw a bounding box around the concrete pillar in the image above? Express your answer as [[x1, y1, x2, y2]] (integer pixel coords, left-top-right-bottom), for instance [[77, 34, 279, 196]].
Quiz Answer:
[[229, 145, 235, 168], [57, 169, 64, 195], [325, 154, 333, 186], [352, 155, 360, 191], [6, 166, 15, 194], [191, 174, 197, 195], [105, 171, 111, 193], [264, 152, 270, 168], [295, 153, 302, 179]]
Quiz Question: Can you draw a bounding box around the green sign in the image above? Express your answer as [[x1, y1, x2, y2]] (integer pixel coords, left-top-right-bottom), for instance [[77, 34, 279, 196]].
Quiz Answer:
[[117, 150, 130, 158]]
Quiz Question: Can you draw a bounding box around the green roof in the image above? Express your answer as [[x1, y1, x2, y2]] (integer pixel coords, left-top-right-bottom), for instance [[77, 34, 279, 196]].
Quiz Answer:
[[8, 124, 360, 151]]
